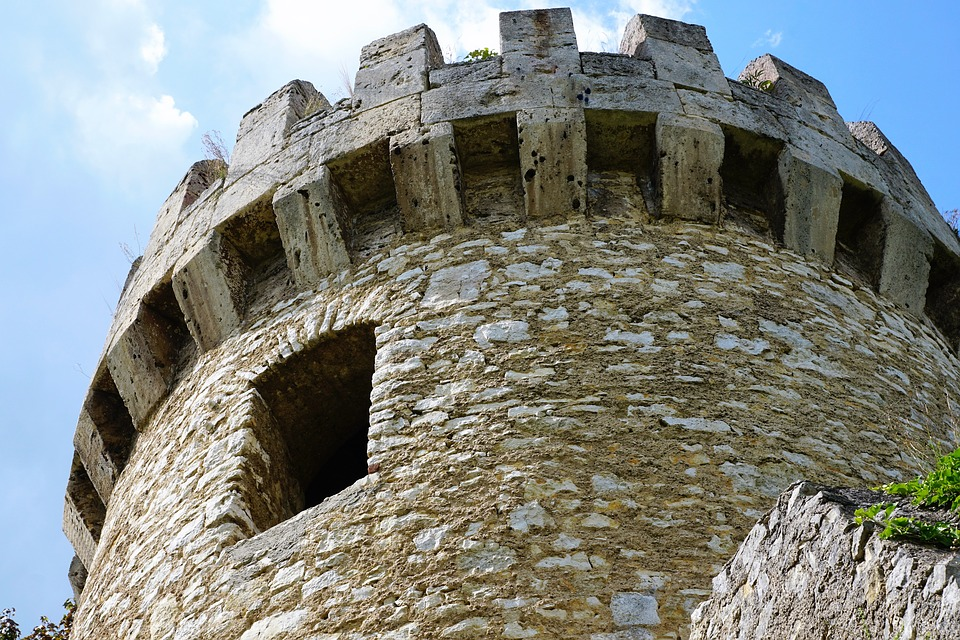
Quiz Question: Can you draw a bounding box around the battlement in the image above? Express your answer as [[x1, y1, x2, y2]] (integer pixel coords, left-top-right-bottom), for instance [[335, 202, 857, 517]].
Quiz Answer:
[[64, 9, 960, 636]]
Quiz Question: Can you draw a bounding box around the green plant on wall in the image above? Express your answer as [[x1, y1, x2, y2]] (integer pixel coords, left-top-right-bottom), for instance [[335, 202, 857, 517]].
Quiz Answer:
[[463, 47, 498, 62], [740, 68, 774, 93], [855, 447, 960, 549]]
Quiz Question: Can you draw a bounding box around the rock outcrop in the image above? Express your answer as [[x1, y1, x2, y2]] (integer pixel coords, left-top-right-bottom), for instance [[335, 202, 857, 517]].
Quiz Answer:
[[690, 481, 960, 639]]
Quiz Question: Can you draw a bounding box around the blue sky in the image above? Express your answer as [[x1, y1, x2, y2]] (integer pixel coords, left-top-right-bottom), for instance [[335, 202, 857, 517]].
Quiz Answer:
[[0, 0, 957, 628]]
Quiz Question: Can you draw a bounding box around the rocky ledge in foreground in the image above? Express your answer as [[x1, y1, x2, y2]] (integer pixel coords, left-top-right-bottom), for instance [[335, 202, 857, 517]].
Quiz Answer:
[[690, 481, 960, 639]]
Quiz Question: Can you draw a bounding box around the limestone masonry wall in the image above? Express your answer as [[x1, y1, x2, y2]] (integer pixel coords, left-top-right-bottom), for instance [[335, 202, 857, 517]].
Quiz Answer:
[[64, 8, 960, 639]]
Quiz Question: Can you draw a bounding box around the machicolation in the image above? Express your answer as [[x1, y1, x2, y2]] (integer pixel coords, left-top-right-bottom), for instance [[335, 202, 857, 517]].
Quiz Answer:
[[64, 8, 960, 639]]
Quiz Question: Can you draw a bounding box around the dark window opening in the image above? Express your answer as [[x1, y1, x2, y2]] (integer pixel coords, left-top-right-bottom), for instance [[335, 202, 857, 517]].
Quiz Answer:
[[720, 128, 783, 237], [453, 115, 524, 224], [925, 242, 960, 352], [327, 140, 401, 261], [584, 110, 657, 220], [835, 176, 885, 288], [254, 324, 376, 514]]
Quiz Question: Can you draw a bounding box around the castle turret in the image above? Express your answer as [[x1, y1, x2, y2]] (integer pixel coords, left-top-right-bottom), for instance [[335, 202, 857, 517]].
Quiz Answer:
[[64, 8, 960, 638]]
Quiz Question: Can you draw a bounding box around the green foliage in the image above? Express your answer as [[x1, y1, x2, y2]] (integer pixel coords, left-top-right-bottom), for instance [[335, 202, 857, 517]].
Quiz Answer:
[[879, 517, 960, 548], [856, 447, 960, 550], [0, 602, 73, 640], [1, 609, 20, 640], [880, 447, 960, 511], [856, 502, 960, 548], [463, 47, 498, 62], [740, 68, 774, 93], [854, 502, 895, 525]]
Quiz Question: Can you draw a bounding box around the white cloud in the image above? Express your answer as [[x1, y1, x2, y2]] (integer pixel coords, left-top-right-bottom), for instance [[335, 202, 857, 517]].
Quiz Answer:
[[754, 29, 783, 49], [140, 24, 167, 73], [419, 2, 503, 62], [617, 0, 696, 20], [570, 8, 618, 53], [261, 0, 405, 60], [72, 92, 198, 185]]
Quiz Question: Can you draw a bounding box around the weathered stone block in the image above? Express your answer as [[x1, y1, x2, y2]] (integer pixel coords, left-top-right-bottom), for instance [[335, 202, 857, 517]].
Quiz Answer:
[[850, 120, 960, 254], [273, 166, 352, 287], [580, 73, 681, 113], [655, 113, 724, 223], [740, 55, 841, 128], [620, 14, 730, 95], [150, 160, 220, 238], [580, 52, 655, 78], [622, 13, 713, 51], [878, 203, 933, 315], [173, 231, 249, 351], [518, 107, 587, 219], [353, 24, 443, 111], [73, 409, 119, 504], [229, 80, 326, 180], [106, 311, 177, 429], [212, 127, 314, 238], [422, 75, 580, 123], [429, 57, 501, 88], [63, 455, 104, 572], [782, 117, 884, 190], [390, 123, 465, 231], [679, 87, 788, 142], [311, 94, 421, 165], [778, 146, 843, 263], [500, 8, 582, 78]]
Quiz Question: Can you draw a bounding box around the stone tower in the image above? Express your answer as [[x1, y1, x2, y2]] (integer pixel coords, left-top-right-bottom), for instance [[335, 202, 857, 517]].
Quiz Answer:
[[63, 8, 960, 639]]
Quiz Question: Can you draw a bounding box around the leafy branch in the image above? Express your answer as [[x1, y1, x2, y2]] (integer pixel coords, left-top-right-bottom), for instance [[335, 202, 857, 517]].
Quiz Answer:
[[856, 448, 960, 549], [463, 47, 498, 62]]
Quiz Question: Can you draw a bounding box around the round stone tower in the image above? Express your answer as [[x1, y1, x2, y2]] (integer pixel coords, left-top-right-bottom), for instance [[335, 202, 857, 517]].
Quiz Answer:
[[63, 8, 960, 639]]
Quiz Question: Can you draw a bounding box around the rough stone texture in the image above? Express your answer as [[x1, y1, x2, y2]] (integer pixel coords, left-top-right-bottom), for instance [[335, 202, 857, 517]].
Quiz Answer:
[[500, 8, 582, 78], [655, 113, 724, 223], [518, 107, 587, 218], [690, 482, 960, 639], [273, 165, 352, 287], [390, 122, 466, 231], [741, 55, 841, 129], [778, 146, 844, 264], [105, 303, 181, 429], [72, 409, 120, 503], [353, 24, 443, 112], [63, 455, 104, 571], [620, 14, 730, 96], [63, 8, 960, 640], [173, 232, 249, 351], [68, 555, 88, 600], [878, 202, 934, 315], [230, 80, 324, 180]]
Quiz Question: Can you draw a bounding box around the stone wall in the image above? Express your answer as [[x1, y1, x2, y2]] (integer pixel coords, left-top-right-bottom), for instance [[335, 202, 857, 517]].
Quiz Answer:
[[689, 482, 960, 639], [63, 8, 960, 639]]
